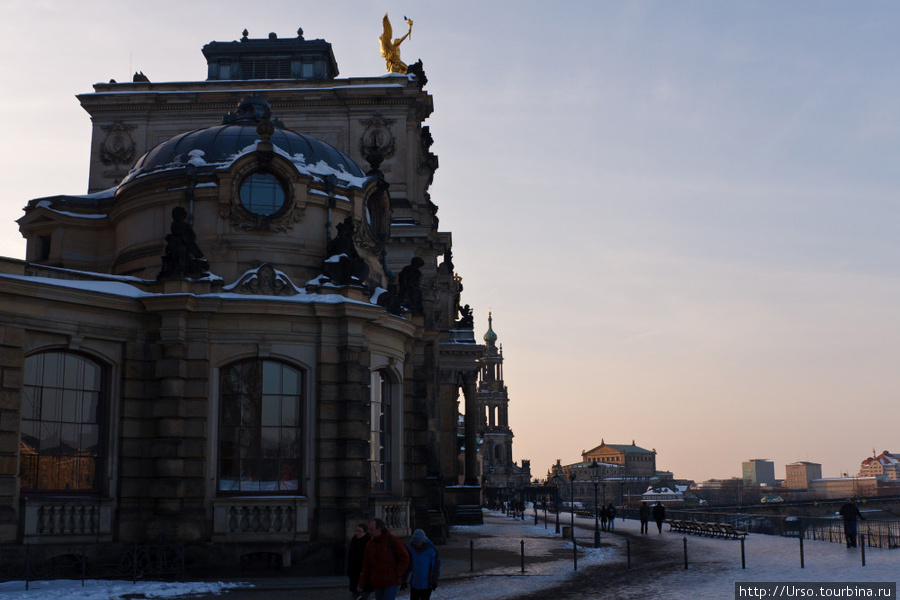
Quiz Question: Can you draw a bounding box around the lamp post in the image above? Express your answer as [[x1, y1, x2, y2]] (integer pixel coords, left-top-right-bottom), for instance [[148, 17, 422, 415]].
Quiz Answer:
[[552, 473, 561, 534], [570, 470, 578, 570], [569, 470, 576, 538], [590, 461, 601, 547]]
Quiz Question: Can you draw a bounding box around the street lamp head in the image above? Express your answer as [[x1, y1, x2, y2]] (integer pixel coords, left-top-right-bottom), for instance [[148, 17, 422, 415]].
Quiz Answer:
[[569, 471, 577, 482]]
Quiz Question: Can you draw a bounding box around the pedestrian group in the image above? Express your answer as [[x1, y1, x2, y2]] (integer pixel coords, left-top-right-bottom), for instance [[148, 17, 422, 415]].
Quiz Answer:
[[348, 518, 440, 600]]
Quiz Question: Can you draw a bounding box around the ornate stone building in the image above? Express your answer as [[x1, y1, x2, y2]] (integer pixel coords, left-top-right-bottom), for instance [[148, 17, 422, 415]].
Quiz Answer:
[[0, 27, 484, 573], [475, 313, 531, 505]]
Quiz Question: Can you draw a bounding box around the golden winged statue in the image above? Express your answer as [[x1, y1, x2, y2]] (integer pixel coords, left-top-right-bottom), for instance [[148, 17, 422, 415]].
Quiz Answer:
[[379, 13, 413, 74]]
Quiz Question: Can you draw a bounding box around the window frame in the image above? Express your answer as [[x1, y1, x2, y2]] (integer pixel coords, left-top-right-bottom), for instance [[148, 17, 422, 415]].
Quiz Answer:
[[20, 350, 108, 496], [238, 171, 289, 217], [216, 358, 305, 496]]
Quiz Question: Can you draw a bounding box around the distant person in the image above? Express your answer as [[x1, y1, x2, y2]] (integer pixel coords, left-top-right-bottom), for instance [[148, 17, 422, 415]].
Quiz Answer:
[[639, 502, 651, 534], [652, 502, 666, 534], [357, 518, 410, 600], [600, 504, 608, 531], [402, 529, 441, 600], [607, 503, 617, 531], [839, 498, 865, 548], [347, 523, 371, 600]]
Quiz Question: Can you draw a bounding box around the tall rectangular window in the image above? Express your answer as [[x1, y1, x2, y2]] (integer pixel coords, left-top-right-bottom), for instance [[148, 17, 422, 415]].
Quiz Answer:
[[21, 352, 104, 493], [370, 371, 391, 492], [218, 359, 303, 493]]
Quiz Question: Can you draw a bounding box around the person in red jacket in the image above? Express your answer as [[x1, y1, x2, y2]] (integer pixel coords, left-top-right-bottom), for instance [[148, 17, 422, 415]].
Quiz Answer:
[[357, 518, 410, 600]]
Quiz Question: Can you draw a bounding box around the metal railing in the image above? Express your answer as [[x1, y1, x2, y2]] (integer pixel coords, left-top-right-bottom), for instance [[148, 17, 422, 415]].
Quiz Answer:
[[0, 541, 185, 588], [620, 508, 900, 549]]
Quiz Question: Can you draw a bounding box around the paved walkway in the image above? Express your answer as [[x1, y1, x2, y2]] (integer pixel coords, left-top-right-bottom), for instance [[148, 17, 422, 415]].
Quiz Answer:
[[202, 510, 608, 600], [192, 510, 897, 600]]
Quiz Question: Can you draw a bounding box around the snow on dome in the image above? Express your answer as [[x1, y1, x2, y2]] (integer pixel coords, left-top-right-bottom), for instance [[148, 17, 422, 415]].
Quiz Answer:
[[121, 97, 366, 187]]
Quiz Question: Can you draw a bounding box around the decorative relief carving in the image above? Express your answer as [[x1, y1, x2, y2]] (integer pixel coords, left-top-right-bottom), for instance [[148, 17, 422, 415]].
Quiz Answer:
[[359, 113, 396, 171], [221, 202, 304, 233], [99, 122, 137, 166], [228, 263, 298, 296]]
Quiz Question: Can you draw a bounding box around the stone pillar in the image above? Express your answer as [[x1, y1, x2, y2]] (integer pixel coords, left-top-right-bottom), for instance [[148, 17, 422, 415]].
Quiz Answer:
[[460, 373, 479, 486], [143, 299, 209, 542], [316, 341, 371, 542], [0, 326, 23, 542]]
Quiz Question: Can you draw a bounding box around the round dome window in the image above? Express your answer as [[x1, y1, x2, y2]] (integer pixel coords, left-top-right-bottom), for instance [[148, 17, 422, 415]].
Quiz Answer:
[[239, 173, 286, 216]]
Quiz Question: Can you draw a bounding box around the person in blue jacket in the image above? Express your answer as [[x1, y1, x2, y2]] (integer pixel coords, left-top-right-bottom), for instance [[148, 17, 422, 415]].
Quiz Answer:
[[401, 529, 440, 600]]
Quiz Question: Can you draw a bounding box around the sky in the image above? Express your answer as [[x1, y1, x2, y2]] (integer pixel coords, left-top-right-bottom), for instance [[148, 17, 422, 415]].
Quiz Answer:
[[1, 511, 897, 598], [2, 1, 900, 482]]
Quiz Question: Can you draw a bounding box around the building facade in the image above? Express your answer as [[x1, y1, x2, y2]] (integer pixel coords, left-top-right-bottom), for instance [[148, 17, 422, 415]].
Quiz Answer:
[[859, 451, 900, 481], [0, 27, 486, 573], [785, 461, 822, 490], [742, 459, 776, 486], [582, 441, 657, 478]]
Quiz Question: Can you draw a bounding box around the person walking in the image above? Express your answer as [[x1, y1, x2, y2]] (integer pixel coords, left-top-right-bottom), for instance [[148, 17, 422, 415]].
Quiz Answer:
[[357, 518, 410, 600], [606, 503, 616, 531], [402, 529, 441, 600], [599, 504, 608, 531], [347, 523, 371, 600], [839, 498, 865, 548], [639, 502, 651, 534], [652, 502, 666, 534]]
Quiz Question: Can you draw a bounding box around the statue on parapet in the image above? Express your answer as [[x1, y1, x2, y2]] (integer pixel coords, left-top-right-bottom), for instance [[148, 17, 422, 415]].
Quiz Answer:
[[379, 14, 413, 74], [398, 256, 424, 315], [455, 304, 474, 329], [323, 217, 369, 286], [159, 206, 209, 279]]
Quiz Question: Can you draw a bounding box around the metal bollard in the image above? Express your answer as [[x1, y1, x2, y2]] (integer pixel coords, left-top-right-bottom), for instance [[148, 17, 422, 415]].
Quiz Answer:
[[860, 533, 866, 567], [626, 539, 631, 569], [521, 540, 525, 573], [469, 539, 474, 572], [741, 537, 746, 569], [799, 536, 805, 569], [683, 537, 688, 570], [573, 533, 578, 571]]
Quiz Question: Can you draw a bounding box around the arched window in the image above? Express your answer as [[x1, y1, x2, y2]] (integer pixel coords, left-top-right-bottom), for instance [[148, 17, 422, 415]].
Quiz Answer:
[[218, 359, 303, 493], [370, 370, 392, 493], [21, 351, 105, 493]]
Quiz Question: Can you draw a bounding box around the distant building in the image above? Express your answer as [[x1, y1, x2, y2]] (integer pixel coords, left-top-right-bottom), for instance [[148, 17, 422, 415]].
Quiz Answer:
[[859, 450, 900, 480], [808, 477, 880, 499], [641, 484, 686, 504], [546, 440, 659, 508], [785, 461, 822, 490], [475, 313, 531, 504], [742, 459, 776, 486], [582, 440, 657, 478]]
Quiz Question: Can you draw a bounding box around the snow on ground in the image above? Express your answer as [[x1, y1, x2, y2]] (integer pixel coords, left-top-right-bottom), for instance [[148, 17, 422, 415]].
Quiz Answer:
[[437, 513, 898, 600], [0, 579, 245, 599]]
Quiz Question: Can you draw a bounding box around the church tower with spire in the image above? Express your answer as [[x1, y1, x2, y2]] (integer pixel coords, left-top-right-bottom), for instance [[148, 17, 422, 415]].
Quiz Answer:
[[476, 313, 531, 501]]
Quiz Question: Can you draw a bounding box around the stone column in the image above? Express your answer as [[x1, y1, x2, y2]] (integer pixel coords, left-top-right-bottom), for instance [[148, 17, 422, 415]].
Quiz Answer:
[[460, 373, 479, 486], [0, 326, 23, 542]]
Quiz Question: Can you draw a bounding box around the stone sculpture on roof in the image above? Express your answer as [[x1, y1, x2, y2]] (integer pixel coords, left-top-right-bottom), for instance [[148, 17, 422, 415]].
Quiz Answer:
[[158, 206, 209, 279]]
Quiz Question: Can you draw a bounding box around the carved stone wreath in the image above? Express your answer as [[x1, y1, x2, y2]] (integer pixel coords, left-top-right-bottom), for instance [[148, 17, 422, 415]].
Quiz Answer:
[[100, 122, 137, 166], [359, 113, 396, 165]]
